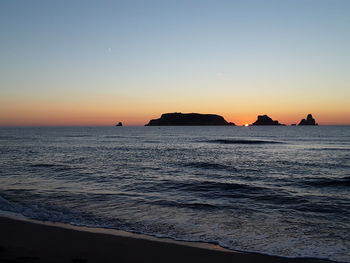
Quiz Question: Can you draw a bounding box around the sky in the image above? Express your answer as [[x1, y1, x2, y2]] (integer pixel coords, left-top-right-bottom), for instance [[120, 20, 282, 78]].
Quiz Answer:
[[0, 0, 349, 126]]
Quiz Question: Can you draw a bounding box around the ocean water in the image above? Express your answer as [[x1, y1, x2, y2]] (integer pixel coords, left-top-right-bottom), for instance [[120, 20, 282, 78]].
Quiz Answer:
[[0, 126, 349, 262]]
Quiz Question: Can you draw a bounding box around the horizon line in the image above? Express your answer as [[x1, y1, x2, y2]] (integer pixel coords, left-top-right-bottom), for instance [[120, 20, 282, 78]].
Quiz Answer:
[[1, 124, 350, 128]]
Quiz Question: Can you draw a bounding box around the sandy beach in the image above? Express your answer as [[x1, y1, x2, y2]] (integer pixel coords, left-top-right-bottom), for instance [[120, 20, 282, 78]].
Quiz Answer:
[[0, 216, 334, 263]]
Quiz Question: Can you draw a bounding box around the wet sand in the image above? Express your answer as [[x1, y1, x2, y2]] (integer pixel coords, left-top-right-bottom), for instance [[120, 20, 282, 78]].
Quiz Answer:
[[0, 216, 333, 263]]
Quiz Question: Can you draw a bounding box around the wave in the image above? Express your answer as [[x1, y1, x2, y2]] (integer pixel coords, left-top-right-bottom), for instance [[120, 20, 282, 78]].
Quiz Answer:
[[304, 177, 350, 187], [308, 147, 349, 152], [206, 139, 283, 144], [173, 180, 264, 194], [30, 163, 61, 168], [0, 193, 120, 229], [63, 135, 91, 138], [104, 135, 126, 139], [0, 136, 16, 140], [150, 200, 218, 210], [29, 163, 76, 173], [183, 161, 238, 172], [276, 160, 350, 170], [0, 136, 39, 141]]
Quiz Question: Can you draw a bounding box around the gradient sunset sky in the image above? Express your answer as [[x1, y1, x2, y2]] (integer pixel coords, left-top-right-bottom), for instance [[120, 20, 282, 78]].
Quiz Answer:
[[1, 0, 349, 126]]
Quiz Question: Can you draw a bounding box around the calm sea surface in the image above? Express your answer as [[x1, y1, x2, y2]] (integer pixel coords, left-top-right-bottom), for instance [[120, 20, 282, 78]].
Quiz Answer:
[[0, 126, 349, 262]]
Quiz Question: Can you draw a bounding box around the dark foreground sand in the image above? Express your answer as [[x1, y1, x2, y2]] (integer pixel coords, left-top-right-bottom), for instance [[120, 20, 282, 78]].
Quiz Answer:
[[0, 216, 333, 263]]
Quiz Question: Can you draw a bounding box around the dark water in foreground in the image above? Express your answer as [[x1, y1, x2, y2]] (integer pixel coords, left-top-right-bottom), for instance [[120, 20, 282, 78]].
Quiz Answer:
[[0, 126, 349, 262]]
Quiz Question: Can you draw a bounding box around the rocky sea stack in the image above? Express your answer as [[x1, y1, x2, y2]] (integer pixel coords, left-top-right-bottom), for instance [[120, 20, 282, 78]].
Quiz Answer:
[[251, 115, 284, 126], [298, 114, 318, 126], [115, 122, 123, 127], [145, 113, 235, 126]]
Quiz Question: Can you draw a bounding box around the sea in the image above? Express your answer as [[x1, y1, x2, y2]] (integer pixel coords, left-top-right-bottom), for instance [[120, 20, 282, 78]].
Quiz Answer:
[[0, 126, 349, 262]]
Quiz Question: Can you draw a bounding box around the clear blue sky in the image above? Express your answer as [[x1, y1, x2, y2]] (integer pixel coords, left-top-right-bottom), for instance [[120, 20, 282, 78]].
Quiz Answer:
[[1, 0, 349, 125]]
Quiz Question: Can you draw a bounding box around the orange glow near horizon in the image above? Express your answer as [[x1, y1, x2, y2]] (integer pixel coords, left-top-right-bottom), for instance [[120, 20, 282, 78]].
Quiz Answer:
[[1, 115, 349, 126], [1, 102, 349, 127], [1, 93, 349, 126]]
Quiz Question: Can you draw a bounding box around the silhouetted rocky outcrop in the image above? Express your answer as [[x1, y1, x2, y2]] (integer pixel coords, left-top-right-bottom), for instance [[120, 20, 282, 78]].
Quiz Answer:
[[298, 114, 318, 126], [145, 113, 235, 126], [115, 122, 123, 127], [251, 115, 284, 126]]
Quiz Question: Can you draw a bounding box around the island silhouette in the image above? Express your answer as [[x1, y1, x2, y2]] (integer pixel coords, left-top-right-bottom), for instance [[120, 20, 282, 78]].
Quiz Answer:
[[138, 113, 319, 126], [298, 114, 318, 126], [145, 113, 235, 126], [251, 115, 285, 126]]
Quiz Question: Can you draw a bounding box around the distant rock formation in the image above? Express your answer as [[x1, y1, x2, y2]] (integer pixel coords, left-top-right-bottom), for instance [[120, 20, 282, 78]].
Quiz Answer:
[[251, 115, 284, 126], [298, 114, 318, 126], [145, 113, 235, 126], [115, 122, 123, 127]]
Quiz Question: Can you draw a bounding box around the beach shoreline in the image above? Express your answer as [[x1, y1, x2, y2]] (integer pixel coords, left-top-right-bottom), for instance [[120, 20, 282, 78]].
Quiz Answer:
[[0, 215, 335, 263]]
